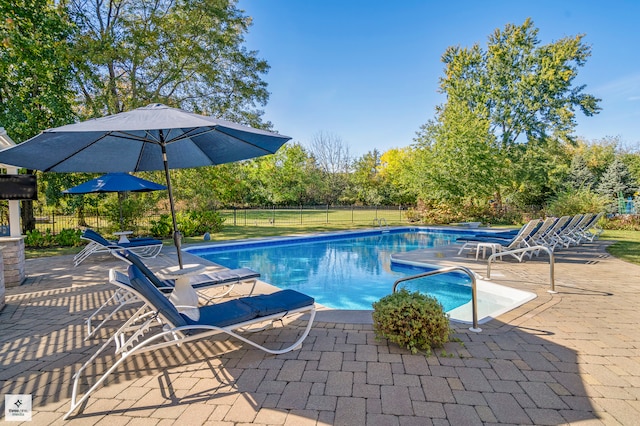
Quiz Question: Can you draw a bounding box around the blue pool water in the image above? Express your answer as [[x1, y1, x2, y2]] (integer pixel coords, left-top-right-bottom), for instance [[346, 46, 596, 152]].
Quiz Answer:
[[187, 228, 476, 311]]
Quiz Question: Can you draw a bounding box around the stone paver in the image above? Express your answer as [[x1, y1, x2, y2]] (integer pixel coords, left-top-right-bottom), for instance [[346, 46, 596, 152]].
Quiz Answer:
[[1, 239, 640, 425]]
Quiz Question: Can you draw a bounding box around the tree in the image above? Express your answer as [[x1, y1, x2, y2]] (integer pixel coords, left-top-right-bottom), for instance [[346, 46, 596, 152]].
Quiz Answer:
[[67, 0, 270, 126], [412, 100, 503, 207], [378, 147, 417, 205], [440, 18, 600, 148], [569, 137, 617, 179], [349, 150, 385, 205], [596, 158, 638, 213], [0, 0, 76, 231], [0, 0, 76, 141], [307, 131, 351, 204], [415, 18, 601, 215], [566, 154, 596, 190], [257, 143, 318, 206]]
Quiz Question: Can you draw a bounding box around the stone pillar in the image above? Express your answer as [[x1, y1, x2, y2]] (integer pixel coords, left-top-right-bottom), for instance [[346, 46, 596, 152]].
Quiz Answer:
[[0, 247, 4, 311], [0, 237, 25, 287]]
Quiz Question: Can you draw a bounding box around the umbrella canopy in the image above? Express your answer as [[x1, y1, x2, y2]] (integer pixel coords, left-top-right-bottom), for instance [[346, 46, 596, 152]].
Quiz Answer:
[[62, 172, 166, 194], [63, 173, 167, 231], [0, 103, 291, 266]]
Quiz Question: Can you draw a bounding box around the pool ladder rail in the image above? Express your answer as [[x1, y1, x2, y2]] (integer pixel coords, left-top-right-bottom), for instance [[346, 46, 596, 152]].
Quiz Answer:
[[392, 245, 557, 334], [373, 218, 388, 227], [486, 245, 556, 294], [393, 265, 482, 333]]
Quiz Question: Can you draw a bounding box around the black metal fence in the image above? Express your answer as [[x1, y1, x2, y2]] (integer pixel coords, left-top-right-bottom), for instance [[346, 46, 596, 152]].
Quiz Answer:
[[4, 204, 414, 235]]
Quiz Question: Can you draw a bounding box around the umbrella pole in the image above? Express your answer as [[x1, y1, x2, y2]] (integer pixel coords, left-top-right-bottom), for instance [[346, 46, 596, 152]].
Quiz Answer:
[[160, 142, 184, 268], [118, 192, 124, 231]]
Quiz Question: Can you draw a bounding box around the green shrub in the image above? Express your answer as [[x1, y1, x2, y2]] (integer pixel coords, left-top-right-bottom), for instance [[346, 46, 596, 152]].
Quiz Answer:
[[150, 211, 225, 238], [372, 288, 450, 355], [55, 228, 83, 246], [603, 214, 640, 231], [546, 189, 607, 217], [150, 214, 173, 237], [25, 229, 55, 248], [185, 210, 225, 235], [25, 228, 81, 248]]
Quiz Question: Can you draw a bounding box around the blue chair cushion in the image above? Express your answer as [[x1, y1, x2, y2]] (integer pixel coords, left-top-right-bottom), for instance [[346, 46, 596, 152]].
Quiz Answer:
[[191, 299, 258, 328], [240, 290, 315, 316], [128, 264, 187, 328], [126, 259, 314, 335], [123, 250, 175, 291]]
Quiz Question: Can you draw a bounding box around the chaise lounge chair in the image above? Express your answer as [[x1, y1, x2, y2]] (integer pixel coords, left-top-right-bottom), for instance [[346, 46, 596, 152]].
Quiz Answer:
[[65, 262, 316, 419], [74, 228, 163, 266], [85, 249, 261, 339], [456, 219, 542, 262]]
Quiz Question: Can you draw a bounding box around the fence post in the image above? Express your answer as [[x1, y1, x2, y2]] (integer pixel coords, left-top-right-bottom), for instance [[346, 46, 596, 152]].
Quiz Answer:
[[244, 208, 247, 226], [326, 204, 329, 223], [300, 205, 303, 225], [233, 207, 237, 226], [352, 205, 354, 223]]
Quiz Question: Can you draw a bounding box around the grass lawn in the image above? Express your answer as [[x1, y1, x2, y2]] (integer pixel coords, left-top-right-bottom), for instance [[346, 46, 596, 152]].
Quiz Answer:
[[601, 229, 640, 265], [25, 224, 640, 266]]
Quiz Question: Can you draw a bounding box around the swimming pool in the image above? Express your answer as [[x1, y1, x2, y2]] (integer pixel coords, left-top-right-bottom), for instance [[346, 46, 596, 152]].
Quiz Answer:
[[186, 227, 537, 323], [187, 228, 475, 308]]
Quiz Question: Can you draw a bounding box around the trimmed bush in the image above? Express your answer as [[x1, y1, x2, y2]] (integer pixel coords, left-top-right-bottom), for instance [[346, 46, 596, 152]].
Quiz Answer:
[[372, 288, 450, 355], [24, 228, 82, 248]]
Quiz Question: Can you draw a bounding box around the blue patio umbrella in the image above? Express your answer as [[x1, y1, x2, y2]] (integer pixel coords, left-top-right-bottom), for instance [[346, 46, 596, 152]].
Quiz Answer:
[[63, 172, 166, 231], [0, 103, 291, 267]]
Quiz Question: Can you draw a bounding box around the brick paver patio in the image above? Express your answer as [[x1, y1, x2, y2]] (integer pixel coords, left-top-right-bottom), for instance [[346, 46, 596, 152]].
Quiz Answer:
[[1, 237, 639, 425]]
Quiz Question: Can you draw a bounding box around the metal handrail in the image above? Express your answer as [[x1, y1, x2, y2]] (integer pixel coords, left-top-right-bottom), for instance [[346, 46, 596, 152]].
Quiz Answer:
[[393, 265, 482, 332], [486, 245, 556, 293], [373, 218, 389, 227]]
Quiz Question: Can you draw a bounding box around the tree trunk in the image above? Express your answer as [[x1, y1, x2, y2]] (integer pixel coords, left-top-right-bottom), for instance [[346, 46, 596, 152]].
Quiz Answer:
[[21, 200, 35, 232], [77, 204, 88, 227]]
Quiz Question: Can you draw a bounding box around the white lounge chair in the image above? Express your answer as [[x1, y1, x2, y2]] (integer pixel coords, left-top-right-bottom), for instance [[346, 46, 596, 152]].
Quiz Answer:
[[65, 263, 316, 419], [74, 228, 163, 266], [85, 249, 261, 339], [457, 219, 542, 262]]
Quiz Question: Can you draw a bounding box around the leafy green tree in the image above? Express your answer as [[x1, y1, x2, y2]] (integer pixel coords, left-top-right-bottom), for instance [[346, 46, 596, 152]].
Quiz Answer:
[[172, 162, 254, 210], [507, 138, 571, 209], [377, 148, 416, 205], [570, 137, 617, 180], [257, 143, 318, 206], [413, 18, 600, 215], [618, 146, 640, 189], [0, 0, 76, 141], [349, 149, 387, 205], [67, 0, 270, 126], [412, 101, 502, 207], [441, 18, 600, 148], [0, 0, 76, 231]]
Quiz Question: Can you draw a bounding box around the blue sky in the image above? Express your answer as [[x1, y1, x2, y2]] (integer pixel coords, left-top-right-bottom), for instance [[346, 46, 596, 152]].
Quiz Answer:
[[238, 0, 640, 157]]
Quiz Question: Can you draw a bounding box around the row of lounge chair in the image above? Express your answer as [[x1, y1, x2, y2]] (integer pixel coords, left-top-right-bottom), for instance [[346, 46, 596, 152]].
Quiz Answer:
[[457, 212, 604, 262], [65, 244, 317, 419]]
